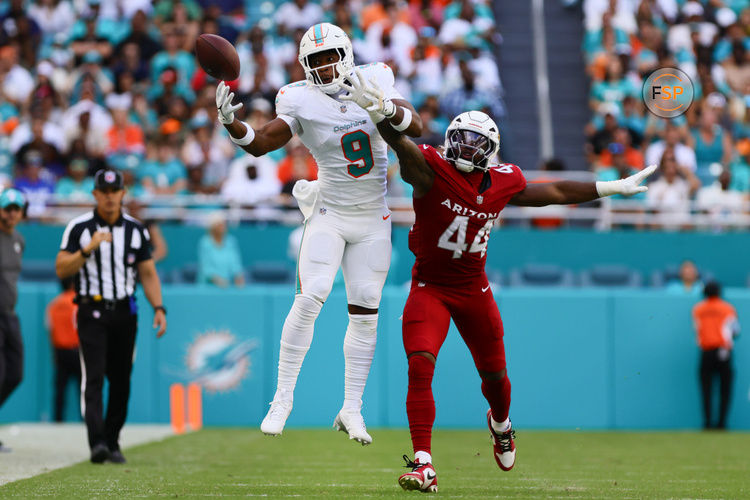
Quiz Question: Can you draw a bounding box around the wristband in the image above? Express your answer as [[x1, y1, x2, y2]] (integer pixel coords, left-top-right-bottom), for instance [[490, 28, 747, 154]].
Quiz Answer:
[[368, 111, 386, 124], [392, 107, 412, 132], [80, 248, 91, 258], [595, 180, 620, 198], [154, 305, 167, 315], [230, 122, 256, 146]]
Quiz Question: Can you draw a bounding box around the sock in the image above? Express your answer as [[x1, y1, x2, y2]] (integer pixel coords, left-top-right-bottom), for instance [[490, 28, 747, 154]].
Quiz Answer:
[[481, 375, 511, 426], [273, 295, 322, 401], [491, 416, 511, 434], [415, 450, 432, 465], [406, 355, 436, 455], [342, 313, 378, 411]]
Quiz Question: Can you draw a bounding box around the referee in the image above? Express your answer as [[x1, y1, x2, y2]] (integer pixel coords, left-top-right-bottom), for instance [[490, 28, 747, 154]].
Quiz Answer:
[[55, 169, 167, 464]]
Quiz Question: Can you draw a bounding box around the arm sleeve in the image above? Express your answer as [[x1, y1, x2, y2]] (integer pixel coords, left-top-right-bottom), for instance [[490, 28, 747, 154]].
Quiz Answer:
[[275, 86, 303, 135], [135, 226, 153, 262], [60, 221, 82, 252], [277, 114, 301, 136]]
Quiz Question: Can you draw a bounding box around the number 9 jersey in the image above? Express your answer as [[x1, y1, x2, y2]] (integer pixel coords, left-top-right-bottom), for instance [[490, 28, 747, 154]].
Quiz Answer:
[[275, 62, 402, 211], [409, 145, 527, 287]]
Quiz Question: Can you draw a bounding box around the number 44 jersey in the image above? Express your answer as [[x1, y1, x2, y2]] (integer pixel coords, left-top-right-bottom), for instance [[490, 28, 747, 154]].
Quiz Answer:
[[409, 144, 527, 287], [275, 62, 402, 211]]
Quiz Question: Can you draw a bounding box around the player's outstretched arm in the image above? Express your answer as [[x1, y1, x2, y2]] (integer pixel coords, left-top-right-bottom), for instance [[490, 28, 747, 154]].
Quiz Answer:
[[510, 165, 657, 207], [375, 120, 434, 198], [216, 82, 293, 157]]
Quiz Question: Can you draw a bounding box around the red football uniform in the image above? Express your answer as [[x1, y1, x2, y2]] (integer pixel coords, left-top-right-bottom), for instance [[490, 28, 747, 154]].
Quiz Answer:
[[402, 144, 526, 368], [408, 144, 527, 288]]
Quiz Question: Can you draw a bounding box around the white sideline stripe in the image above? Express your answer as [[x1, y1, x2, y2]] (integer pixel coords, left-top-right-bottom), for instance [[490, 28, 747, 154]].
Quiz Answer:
[[532, 0, 554, 159], [0, 423, 173, 486]]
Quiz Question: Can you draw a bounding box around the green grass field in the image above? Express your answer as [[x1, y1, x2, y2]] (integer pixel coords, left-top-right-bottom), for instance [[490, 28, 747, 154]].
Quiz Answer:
[[1, 428, 748, 499]]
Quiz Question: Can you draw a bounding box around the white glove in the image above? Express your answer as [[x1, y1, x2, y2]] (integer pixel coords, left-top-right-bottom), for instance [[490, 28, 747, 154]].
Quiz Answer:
[[339, 69, 375, 110], [216, 81, 242, 125], [363, 77, 396, 119], [596, 164, 657, 197]]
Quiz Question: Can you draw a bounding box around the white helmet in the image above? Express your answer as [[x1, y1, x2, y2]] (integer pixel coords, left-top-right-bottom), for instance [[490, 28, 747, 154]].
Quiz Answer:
[[443, 111, 500, 172], [298, 23, 354, 94]]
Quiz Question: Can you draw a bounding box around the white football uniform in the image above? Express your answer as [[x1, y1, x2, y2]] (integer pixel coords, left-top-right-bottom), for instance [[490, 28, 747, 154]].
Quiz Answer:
[[275, 62, 402, 308]]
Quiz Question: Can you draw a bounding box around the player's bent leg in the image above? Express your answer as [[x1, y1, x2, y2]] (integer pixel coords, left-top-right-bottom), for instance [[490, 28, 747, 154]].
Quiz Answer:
[[338, 235, 390, 445], [398, 454, 438, 493]]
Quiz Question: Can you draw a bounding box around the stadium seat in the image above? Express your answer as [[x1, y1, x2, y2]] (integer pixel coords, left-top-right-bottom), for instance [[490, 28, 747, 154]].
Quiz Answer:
[[19, 260, 58, 282], [651, 265, 714, 287], [580, 265, 642, 288], [246, 262, 293, 284], [508, 264, 575, 287], [170, 263, 198, 284]]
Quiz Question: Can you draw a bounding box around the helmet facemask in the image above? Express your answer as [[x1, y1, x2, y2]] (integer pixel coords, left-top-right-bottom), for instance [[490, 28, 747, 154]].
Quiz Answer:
[[301, 48, 352, 94], [445, 129, 496, 172]]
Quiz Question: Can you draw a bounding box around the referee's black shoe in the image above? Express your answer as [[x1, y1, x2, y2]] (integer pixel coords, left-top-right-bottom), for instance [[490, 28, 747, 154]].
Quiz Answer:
[[108, 449, 127, 464], [90, 443, 110, 463]]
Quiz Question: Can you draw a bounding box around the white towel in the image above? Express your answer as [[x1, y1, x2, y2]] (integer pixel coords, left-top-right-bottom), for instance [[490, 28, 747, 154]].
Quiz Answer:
[[292, 180, 320, 221]]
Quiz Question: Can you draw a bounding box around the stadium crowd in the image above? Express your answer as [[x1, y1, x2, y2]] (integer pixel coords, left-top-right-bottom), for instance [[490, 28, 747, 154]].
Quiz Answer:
[[583, 0, 750, 228], [0, 0, 504, 217]]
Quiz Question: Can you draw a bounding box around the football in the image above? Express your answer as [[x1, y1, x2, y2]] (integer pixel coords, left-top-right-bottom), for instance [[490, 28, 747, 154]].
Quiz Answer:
[[194, 34, 240, 81]]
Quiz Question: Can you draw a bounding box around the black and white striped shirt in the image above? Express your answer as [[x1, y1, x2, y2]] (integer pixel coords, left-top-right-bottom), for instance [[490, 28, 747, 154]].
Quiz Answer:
[[60, 211, 152, 300]]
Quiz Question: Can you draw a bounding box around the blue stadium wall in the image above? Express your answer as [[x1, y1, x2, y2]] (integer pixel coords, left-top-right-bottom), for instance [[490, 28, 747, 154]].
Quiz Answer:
[[3, 283, 749, 430]]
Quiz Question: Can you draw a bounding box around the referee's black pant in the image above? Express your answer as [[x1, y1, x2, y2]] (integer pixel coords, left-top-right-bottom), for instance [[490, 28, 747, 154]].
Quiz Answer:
[[699, 348, 733, 429], [0, 312, 23, 408], [77, 301, 137, 450]]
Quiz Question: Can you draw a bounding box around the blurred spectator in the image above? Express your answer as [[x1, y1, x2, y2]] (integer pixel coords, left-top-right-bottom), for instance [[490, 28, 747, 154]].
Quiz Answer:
[[28, 0, 76, 39], [69, 11, 113, 66], [114, 10, 161, 62], [197, 212, 244, 288], [54, 158, 95, 203], [275, 0, 324, 37], [126, 199, 168, 263], [586, 106, 620, 157], [598, 129, 643, 169], [728, 139, 750, 193], [14, 151, 55, 218], [0, 45, 34, 106], [150, 28, 196, 88], [61, 87, 112, 156], [105, 93, 145, 157], [111, 43, 150, 86], [0, 1, 41, 68], [45, 277, 80, 423], [147, 67, 195, 110], [140, 138, 187, 195], [688, 109, 732, 184], [237, 26, 286, 100], [412, 104, 444, 147], [221, 154, 281, 205], [646, 150, 700, 230], [645, 123, 697, 173], [364, 2, 418, 70], [15, 114, 64, 177], [277, 138, 318, 195], [666, 260, 703, 296], [438, 0, 495, 50], [154, 0, 203, 28], [692, 281, 740, 430], [695, 169, 746, 229], [181, 112, 233, 190], [440, 59, 504, 122]]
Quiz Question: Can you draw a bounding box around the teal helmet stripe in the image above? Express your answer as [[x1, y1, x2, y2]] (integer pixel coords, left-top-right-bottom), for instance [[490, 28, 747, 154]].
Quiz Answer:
[[313, 23, 323, 43]]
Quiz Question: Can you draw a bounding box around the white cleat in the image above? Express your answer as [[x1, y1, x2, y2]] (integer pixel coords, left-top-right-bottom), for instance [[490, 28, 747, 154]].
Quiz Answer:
[[260, 399, 292, 436], [333, 409, 372, 445]]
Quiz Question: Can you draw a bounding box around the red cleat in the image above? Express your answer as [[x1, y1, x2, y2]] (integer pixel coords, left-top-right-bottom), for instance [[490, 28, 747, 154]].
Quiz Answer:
[[398, 455, 438, 493], [487, 409, 516, 471]]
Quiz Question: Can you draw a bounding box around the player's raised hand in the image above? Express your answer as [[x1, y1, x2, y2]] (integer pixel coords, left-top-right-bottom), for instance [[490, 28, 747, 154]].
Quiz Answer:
[[596, 164, 657, 197], [363, 77, 396, 119], [339, 69, 374, 110], [216, 81, 242, 125]]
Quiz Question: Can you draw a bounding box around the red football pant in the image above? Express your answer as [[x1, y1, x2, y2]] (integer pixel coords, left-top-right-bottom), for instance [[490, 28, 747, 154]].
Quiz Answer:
[[402, 278, 511, 455]]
